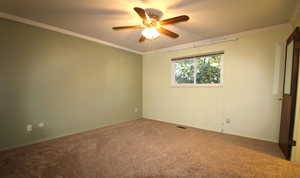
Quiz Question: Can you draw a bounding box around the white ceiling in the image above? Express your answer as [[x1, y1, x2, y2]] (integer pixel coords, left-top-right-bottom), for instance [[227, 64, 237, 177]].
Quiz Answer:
[[0, 0, 298, 53]]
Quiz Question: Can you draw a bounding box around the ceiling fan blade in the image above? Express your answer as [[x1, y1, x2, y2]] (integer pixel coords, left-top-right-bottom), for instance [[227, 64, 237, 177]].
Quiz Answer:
[[160, 15, 189, 25], [157, 27, 179, 38], [139, 36, 146, 42], [112, 25, 141, 30], [134, 7, 147, 21]]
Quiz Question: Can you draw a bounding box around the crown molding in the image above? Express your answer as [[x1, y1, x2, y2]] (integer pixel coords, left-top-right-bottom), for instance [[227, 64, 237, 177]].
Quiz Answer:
[[143, 23, 291, 55], [143, 36, 239, 55], [0, 12, 142, 55], [0, 12, 292, 56]]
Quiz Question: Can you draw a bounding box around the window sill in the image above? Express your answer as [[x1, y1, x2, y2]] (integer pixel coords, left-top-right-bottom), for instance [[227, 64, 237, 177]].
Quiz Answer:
[[171, 84, 223, 88]]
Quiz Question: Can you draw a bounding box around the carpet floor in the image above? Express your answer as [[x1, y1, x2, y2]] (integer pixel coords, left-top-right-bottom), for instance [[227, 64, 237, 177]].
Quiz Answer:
[[0, 119, 300, 178]]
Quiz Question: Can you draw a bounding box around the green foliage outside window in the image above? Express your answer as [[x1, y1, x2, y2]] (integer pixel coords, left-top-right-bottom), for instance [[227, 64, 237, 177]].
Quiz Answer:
[[175, 59, 194, 84], [175, 55, 222, 84]]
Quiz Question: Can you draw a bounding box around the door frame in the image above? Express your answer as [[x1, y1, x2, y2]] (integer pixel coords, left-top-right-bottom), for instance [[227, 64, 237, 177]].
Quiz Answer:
[[279, 27, 300, 160]]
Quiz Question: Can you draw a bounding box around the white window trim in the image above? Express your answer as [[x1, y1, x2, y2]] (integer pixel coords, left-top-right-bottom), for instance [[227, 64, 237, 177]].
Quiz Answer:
[[171, 53, 224, 88]]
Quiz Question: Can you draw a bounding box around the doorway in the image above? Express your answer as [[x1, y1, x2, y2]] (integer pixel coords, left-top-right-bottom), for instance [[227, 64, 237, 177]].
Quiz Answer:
[[279, 27, 300, 160]]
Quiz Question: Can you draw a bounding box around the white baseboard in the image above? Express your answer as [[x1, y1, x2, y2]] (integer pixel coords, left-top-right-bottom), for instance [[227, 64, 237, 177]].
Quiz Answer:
[[143, 117, 278, 143]]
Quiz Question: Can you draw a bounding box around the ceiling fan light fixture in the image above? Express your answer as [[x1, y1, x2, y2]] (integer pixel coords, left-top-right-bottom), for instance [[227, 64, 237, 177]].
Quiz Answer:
[[142, 27, 160, 40], [112, 7, 189, 42]]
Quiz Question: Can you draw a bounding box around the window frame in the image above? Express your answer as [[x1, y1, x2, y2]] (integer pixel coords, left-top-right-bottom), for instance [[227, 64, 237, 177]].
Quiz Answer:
[[171, 52, 224, 88]]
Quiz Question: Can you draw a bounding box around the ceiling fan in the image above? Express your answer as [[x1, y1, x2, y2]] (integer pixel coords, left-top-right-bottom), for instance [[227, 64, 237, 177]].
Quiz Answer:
[[112, 7, 189, 42]]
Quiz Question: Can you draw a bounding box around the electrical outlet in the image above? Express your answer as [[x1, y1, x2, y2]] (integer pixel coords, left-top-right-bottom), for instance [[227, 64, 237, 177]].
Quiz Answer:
[[38, 123, 45, 128], [27, 124, 33, 132], [225, 118, 231, 124], [220, 122, 225, 133], [134, 107, 138, 113]]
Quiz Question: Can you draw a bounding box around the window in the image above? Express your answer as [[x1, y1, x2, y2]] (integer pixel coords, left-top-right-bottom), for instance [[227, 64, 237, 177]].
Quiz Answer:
[[171, 52, 224, 87]]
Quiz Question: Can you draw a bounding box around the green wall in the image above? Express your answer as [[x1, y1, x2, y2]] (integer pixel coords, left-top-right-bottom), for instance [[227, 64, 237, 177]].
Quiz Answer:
[[0, 18, 142, 150]]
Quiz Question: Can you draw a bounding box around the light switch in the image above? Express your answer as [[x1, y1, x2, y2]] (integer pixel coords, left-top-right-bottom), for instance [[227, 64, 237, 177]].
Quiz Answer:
[[27, 125, 33, 132]]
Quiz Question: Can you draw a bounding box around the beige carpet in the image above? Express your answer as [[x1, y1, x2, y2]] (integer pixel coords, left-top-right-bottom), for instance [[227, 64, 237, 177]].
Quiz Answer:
[[0, 119, 300, 178]]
